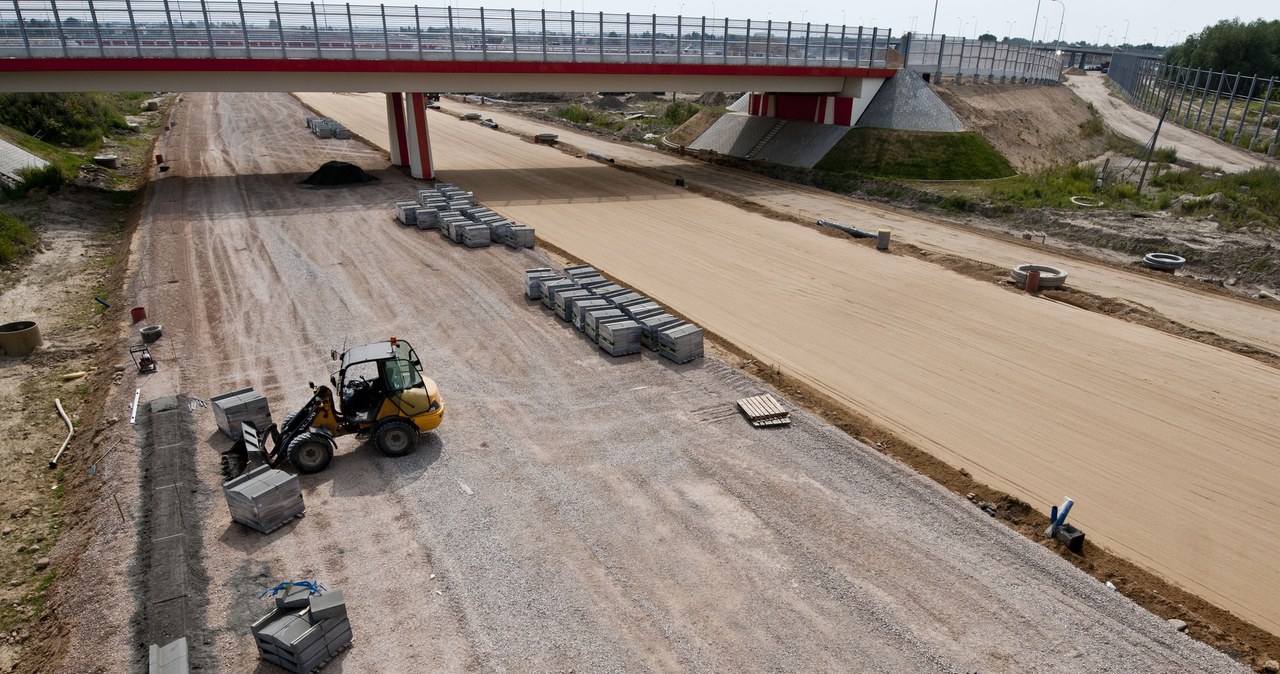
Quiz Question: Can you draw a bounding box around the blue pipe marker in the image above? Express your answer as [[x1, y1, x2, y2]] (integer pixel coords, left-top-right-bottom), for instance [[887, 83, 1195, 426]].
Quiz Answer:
[[94, 297, 110, 308]]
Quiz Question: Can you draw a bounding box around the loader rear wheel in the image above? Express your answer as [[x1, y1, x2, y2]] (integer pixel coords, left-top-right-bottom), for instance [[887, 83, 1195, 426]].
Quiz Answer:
[[287, 432, 333, 474], [373, 418, 418, 457]]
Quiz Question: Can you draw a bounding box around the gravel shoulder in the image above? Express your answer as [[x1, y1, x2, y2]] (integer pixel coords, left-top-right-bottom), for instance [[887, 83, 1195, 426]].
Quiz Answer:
[[56, 90, 1253, 672]]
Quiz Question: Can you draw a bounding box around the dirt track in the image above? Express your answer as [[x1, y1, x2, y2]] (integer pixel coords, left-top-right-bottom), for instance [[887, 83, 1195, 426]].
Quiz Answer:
[[54, 91, 1256, 672], [300, 92, 1280, 637], [1066, 72, 1279, 173]]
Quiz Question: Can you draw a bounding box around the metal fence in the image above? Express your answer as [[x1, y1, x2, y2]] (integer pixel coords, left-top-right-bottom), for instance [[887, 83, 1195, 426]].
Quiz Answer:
[[1109, 52, 1279, 157], [903, 34, 1062, 85], [0, 0, 892, 67]]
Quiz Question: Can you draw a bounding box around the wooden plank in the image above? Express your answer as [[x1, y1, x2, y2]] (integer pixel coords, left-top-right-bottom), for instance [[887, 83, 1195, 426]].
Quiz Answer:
[[737, 394, 790, 426]]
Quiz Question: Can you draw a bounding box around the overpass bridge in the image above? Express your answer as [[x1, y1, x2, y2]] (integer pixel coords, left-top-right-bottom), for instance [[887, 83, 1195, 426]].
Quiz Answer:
[[0, 1, 897, 178]]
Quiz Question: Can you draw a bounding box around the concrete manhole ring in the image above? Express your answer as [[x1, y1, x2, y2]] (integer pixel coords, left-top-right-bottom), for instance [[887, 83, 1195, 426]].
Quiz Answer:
[[140, 324, 164, 343], [1069, 195, 1104, 207], [1143, 252, 1186, 271], [1011, 264, 1068, 288]]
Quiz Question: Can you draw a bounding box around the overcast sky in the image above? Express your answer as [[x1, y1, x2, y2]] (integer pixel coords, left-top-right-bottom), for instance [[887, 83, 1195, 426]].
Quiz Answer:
[[383, 0, 1274, 47]]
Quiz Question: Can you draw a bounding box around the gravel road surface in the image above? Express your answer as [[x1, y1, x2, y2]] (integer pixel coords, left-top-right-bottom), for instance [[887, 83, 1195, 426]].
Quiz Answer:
[[1066, 72, 1279, 173], [58, 91, 1253, 672], [300, 92, 1280, 637]]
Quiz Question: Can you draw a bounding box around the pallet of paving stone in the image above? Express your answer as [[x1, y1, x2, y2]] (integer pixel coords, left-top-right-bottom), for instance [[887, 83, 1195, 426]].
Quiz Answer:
[[148, 637, 189, 674], [554, 289, 593, 321], [656, 322, 704, 363], [524, 269, 559, 299], [445, 219, 472, 243], [638, 314, 685, 351], [414, 208, 439, 230], [393, 201, 419, 225], [252, 589, 352, 674], [462, 224, 492, 248], [599, 320, 643, 356], [585, 309, 629, 343], [606, 292, 644, 309], [621, 301, 661, 320], [563, 264, 596, 279], [571, 299, 610, 330], [223, 465, 306, 534], [502, 226, 536, 249], [211, 387, 273, 439], [736, 393, 791, 427], [540, 278, 578, 309]]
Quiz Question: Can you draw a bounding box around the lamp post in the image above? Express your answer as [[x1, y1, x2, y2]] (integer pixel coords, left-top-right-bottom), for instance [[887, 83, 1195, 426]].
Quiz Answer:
[[930, 0, 938, 35], [956, 16, 964, 37], [1030, 0, 1042, 45], [1095, 24, 1105, 45], [1051, 0, 1064, 44], [1122, 18, 1129, 45], [1006, 20, 1015, 39]]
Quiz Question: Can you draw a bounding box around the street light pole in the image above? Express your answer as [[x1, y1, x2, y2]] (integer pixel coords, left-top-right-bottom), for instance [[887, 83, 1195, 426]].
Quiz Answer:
[[1030, 0, 1042, 45], [1051, 0, 1064, 44], [1122, 18, 1129, 45], [930, 0, 938, 35]]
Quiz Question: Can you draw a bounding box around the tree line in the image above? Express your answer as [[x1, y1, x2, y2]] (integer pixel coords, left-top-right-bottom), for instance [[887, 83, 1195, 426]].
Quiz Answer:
[[1166, 18, 1280, 78]]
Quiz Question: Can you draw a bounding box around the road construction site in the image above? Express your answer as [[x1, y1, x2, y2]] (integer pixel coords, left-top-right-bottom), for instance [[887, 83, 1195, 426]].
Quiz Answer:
[[53, 89, 1276, 672]]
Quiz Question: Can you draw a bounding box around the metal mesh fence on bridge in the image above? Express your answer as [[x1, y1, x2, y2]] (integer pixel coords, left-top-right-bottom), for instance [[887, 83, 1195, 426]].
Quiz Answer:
[[903, 34, 1062, 85], [1109, 52, 1280, 158], [0, 0, 893, 68]]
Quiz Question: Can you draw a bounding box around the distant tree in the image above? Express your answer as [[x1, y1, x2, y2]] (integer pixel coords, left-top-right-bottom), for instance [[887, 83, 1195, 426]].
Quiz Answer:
[[1165, 18, 1280, 77], [978, 32, 996, 41]]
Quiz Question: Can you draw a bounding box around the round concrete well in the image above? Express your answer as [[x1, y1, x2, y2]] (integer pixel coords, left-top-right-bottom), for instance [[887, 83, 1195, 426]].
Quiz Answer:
[[0, 321, 43, 357]]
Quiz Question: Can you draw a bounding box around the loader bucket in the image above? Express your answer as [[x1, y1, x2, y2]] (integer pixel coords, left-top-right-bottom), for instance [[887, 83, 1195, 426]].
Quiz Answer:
[[220, 421, 270, 481]]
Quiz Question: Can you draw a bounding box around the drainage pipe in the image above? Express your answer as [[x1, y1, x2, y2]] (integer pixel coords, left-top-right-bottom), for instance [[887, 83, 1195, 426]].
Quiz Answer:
[[49, 398, 74, 469]]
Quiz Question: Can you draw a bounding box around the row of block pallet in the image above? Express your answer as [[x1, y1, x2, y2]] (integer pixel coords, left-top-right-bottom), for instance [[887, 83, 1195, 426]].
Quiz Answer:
[[525, 265, 703, 363], [252, 586, 352, 674], [394, 182, 535, 249]]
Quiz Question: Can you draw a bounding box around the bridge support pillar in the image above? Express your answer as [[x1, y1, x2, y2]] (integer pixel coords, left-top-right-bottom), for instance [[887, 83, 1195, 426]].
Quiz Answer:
[[405, 92, 434, 180], [745, 78, 887, 127], [386, 92, 409, 167]]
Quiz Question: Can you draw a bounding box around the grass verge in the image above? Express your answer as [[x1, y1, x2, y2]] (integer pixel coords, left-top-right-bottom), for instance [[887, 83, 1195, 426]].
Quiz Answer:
[[815, 128, 1016, 181]]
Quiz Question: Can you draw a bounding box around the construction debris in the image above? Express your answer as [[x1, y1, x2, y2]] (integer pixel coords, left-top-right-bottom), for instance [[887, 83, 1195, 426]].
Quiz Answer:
[[252, 583, 352, 673], [223, 463, 306, 533], [736, 393, 791, 427], [211, 387, 273, 439]]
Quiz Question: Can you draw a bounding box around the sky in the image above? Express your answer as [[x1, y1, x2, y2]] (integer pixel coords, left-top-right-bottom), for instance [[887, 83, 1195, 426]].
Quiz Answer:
[[375, 0, 1276, 47]]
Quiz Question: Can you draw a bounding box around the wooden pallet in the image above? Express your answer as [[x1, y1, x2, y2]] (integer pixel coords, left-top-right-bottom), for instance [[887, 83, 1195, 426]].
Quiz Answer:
[[736, 394, 791, 427]]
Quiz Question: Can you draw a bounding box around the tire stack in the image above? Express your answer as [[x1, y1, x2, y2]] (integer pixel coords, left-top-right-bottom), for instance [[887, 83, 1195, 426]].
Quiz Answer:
[[223, 465, 306, 534], [251, 586, 352, 673], [525, 265, 704, 363]]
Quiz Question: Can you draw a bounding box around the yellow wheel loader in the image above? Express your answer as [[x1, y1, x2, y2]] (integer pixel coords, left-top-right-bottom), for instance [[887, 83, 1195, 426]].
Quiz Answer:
[[221, 337, 444, 479]]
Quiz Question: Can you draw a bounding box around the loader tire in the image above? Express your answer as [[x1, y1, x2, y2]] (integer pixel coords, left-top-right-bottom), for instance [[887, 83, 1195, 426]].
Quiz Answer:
[[287, 432, 334, 474], [373, 418, 418, 457]]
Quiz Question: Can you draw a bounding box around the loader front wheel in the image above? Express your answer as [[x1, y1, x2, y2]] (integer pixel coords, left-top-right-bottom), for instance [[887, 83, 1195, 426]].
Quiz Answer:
[[287, 432, 334, 474], [373, 418, 418, 457]]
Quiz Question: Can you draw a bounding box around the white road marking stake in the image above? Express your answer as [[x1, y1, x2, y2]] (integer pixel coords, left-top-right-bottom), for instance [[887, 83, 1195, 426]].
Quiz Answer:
[[130, 388, 142, 424]]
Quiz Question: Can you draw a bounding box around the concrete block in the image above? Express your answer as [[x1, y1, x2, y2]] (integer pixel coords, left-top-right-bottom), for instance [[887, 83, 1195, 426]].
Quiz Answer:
[[309, 590, 347, 622]]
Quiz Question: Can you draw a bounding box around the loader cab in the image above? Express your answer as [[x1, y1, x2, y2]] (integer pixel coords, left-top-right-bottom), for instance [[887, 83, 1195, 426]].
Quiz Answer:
[[331, 337, 442, 434]]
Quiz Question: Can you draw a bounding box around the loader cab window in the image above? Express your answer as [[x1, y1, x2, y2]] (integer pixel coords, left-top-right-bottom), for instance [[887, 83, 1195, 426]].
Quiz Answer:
[[340, 361, 383, 416], [381, 356, 422, 393]]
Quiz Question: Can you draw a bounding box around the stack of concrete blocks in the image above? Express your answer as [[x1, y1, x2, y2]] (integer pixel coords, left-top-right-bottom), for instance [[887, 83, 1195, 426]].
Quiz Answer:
[[620, 300, 663, 321], [148, 637, 190, 674], [524, 268, 559, 299], [394, 200, 420, 225], [656, 323, 705, 363], [563, 264, 596, 279], [305, 117, 351, 140], [251, 587, 352, 673], [584, 307, 628, 343], [503, 225, 536, 249], [211, 388, 273, 440], [638, 313, 685, 350], [571, 298, 610, 330], [462, 224, 492, 248], [553, 289, 593, 321], [599, 320, 643, 356], [223, 464, 306, 533], [539, 278, 578, 309]]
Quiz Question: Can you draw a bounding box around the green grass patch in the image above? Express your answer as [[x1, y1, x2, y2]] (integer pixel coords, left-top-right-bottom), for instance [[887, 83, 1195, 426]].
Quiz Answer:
[[815, 128, 1016, 181], [1, 164, 65, 202], [984, 164, 1144, 209], [0, 211, 36, 263], [552, 103, 620, 130], [0, 92, 127, 147]]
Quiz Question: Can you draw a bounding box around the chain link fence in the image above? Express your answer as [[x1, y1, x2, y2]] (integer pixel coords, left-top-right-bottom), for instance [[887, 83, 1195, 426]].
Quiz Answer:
[[1109, 52, 1279, 157], [903, 34, 1062, 85]]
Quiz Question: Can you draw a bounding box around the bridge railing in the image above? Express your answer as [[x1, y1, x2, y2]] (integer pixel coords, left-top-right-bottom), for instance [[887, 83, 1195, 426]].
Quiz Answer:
[[903, 34, 1062, 84], [0, 0, 893, 68]]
